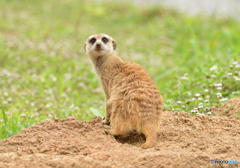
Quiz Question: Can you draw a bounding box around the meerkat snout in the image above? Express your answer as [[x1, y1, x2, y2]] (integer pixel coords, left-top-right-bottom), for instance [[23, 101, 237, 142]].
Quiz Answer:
[[96, 43, 101, 48]]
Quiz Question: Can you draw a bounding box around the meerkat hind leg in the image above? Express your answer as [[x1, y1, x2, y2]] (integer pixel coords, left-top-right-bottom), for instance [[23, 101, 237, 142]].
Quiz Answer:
[[104, 125, 127, 137]]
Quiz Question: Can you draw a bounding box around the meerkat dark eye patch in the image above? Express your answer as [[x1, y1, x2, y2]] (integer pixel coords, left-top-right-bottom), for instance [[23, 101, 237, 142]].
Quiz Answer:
[[102, 37, 108, 43], [89, 38, 96, 44]]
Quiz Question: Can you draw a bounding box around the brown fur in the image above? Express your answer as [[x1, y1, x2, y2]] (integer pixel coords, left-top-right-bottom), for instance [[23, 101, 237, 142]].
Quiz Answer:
[[84, 34, 163, 149]]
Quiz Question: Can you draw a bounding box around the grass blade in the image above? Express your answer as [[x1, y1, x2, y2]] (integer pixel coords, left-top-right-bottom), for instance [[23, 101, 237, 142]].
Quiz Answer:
[[90, 107, 103, 117], [1, 103, 7, 126]]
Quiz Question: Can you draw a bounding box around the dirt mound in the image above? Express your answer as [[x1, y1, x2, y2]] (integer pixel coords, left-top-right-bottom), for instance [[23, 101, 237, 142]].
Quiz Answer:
[[0, 99, 240, 168], [211, 97, 240, 117]]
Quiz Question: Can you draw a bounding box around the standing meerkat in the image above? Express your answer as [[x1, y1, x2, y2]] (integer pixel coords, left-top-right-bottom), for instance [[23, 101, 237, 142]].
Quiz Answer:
[[84, 34, 163, 149]]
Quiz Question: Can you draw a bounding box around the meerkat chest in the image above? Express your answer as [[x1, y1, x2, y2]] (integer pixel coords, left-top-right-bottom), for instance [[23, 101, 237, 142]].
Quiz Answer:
[[93, 55, 123, 97], [94, 64, 112, 97]]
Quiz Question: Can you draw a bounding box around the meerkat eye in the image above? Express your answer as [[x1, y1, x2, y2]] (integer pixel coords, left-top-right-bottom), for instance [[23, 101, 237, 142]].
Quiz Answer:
[[102, 37, 108, 43], [89, 38, 96, 44]]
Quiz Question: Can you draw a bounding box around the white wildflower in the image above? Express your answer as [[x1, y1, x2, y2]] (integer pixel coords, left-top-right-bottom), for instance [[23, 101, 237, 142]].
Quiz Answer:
[[180, 76, 188, 80], [20, 113, 26, 117], [214, 83, 222, 87], [45, 104, 52, 108], [220, 98, 228, 102], [216, 93, 222, 98], [7, 98, 12, 102], [195, 93, 201, 97], [210, 65, 218, 71], [40, 77, 45, 82], [211, 75, 216, 78], [74, 107, 80, 110], [235, 77, 240, 81], [205, 107, 210, 111]]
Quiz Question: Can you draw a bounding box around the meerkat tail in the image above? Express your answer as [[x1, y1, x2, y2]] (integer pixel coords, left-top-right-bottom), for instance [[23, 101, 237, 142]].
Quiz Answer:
[[141, 123, 157, 149]]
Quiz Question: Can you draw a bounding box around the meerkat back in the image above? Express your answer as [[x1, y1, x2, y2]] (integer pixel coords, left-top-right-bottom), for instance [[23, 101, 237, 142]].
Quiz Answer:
[[84, 34, 163, 149]]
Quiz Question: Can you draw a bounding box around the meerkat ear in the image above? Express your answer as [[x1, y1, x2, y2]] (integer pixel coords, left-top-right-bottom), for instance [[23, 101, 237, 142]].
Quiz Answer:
[[84, 43, 86, 52], [112, 40, 117, 50]]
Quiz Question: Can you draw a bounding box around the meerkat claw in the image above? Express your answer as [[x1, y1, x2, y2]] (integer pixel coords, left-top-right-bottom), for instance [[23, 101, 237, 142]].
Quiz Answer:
[[102, 118, 110, 125], [104, 125, 110, 133], [104, 125, 110, 134], [104, 125, 111, 129], [104, 125, 115, 135], [102, 119, 107, 124]]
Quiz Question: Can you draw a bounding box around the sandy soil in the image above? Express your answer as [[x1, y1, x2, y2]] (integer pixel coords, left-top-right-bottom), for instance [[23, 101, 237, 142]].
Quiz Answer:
[[0, 98, 239, 168]]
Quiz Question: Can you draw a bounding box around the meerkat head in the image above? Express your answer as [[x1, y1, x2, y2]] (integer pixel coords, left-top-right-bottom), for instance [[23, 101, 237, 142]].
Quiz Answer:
[[84, 34, 117, 57]]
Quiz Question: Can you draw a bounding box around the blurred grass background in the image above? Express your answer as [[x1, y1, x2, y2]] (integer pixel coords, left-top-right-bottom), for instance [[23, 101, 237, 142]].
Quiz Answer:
[[0, 0, 240, 139]]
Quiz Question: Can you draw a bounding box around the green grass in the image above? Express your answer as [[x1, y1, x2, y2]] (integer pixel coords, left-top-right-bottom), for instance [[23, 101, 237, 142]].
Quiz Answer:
[[0, 0, 240, 140]]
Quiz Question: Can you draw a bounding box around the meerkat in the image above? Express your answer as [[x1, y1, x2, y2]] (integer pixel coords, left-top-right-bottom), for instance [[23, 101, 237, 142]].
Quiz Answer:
[[84, 34, 163, 149]]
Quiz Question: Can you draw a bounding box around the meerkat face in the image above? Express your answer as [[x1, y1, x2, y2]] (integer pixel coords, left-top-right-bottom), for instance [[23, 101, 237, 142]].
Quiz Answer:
[[84, 34, 117, 56]]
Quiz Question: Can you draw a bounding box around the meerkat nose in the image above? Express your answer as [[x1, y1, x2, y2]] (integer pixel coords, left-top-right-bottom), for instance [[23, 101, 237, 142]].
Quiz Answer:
[[96, 43, 101, 48]]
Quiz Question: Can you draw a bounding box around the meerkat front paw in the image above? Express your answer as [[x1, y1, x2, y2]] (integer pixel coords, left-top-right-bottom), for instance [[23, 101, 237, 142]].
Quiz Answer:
[[102, 117, 110, 125], [104, 125, 114, 135]]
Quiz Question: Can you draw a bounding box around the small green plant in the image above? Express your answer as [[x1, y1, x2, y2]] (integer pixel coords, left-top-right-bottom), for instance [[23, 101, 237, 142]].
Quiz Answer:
[[228, 104, 234, 110], [236, 113, 240, 118], [1, 102, 22, 139]]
